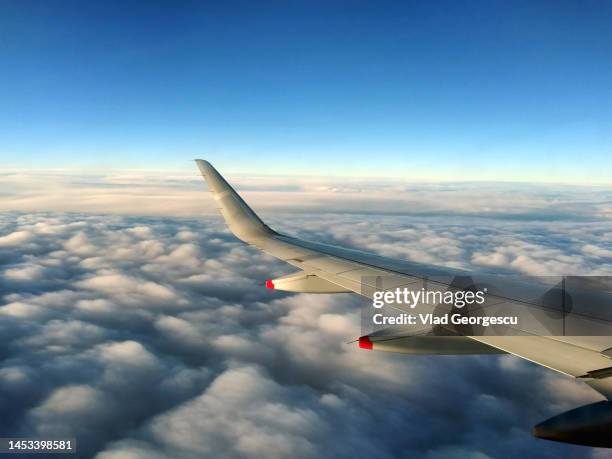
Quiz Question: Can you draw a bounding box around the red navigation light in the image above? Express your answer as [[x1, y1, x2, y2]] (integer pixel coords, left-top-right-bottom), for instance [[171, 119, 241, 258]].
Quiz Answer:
[[265, 279, 275, 289], [358, 335, 373, 350]]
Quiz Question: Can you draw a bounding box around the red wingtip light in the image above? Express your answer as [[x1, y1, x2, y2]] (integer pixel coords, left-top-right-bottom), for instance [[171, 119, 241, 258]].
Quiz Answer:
[[265, 279, 275, 289], [358, 335, 373, 350]]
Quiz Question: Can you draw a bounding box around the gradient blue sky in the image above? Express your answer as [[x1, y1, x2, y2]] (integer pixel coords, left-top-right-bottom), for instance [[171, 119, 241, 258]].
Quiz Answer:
[[1, 0, 611, 182]]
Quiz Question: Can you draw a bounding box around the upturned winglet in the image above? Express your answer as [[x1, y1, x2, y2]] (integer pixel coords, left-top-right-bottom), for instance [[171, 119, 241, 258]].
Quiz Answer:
[[195, 159, 275, 243]]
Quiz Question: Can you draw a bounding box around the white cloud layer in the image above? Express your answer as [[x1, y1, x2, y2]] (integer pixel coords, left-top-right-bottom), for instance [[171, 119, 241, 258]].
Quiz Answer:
[[1, 170, 611, 221], [0, 205, 609, 458]]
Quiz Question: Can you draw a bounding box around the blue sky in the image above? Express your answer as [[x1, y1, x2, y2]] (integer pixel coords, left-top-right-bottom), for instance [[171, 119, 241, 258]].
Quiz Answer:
[[1, 0, 612, 182]]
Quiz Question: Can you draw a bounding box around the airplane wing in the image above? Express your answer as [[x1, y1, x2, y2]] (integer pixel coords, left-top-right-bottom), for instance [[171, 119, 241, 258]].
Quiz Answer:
[[195, 159, 612, 447]]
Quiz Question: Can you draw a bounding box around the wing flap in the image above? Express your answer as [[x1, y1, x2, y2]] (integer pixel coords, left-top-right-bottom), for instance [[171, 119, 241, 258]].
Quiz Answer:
[[468, 336, 606, 376]]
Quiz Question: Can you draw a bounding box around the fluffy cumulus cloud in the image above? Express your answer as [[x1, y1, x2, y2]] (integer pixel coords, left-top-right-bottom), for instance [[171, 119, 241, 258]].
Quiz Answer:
[[0, 205, 610, 459]]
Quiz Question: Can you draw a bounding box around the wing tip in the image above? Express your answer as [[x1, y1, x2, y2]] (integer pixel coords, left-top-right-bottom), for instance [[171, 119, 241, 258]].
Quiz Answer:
[[194, 159, 212, 173]]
